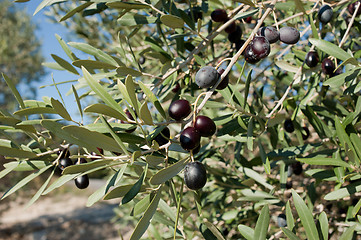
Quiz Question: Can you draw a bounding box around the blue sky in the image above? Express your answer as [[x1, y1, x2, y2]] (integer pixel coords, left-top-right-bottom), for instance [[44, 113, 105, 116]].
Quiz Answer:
[[15, 1, 83, 122]]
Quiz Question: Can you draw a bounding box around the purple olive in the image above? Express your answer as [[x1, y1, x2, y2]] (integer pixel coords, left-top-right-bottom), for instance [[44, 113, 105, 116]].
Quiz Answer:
[[279, 26, 300, 45], [184, 161, 207, 190]]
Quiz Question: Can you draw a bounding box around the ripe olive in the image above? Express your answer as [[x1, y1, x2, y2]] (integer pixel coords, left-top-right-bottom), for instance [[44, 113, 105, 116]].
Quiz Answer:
[[194, 115, 216, 137], [277, 214, 287, 227], [153, 127, 170, 146], [257, 26, 279, 44], [75, 175, 89, 189], [58, 158, 73, 171], [279, 27, 300, 45], [284, 119, 295, 133], [305, 51, 319, 68], [224, 20, 237, 34], [172, 83, 180, 93], [318, 5, 333, 24], [322, 58, 335, 76], [216, 68, 229, 90], [228, 25, 242, 43], [210, 9, 228, 22], [288, 162, 303, 176], [348, 1, 361, 16], [180, 127, 201, 151], [195, 66, 219, 88], [168, 99, 192, 121], [184, 161, 207, 190], [244, 44, 260, 64], [250, 36, 270, 59], [302, 126, 310, 140]]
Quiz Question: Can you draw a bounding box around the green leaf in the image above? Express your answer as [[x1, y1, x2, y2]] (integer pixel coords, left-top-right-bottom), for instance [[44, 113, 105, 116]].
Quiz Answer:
[[132, 194, 151, 216], [81, 67, 127, 119], [258, 140, 270, 174], [101, 116, 129, 155], [237, 225, 254, 240], [319, 212, 328, 240], [55, 34, 78, 61], [281, 227, 301, 240], [160, 15, 184, 29], [87, 164, 127, 207], [0, 162, 19, 180], [241, 167, 274, 190], [51, 98, 72, 121], [352, 198, 361, 217], [125, 75, 140, 115], [42, 173, 79, 195], [69, 42, 118, 66], [1, 165, 52, 200], [116, 67, 142, 77], [103, 184, 135, 200], [146, 155, 164, 166], [150, 158, 189, 185], [122, 164, 148, 204], [62, 159, 114, 174], [203, 221, 225, 240], [26, 167, 56, 208], [246, 118, 253, 151], [253, 204, 269, 240], [339, 225, 357, 240], [84, 103, 127, 121], [4, 160, 51, 171], [139, 101, 153, 125], [62, 125, 122, 153], [60, 2, 93, 22], [117, 13, 158, 26], [72, 60, 117, 70], [309, 38, 353, 61], [291, 190, 319, 240], [296, 157, 351, 167], [33, 0, 64, 15], [138, 81, 166, 119], [14, 107, 57, 116], [51, 54, 79, 75], [2, 73, 25, 109], [234, 8, 259, 20], [0, 146, 37, 158], [72, 85, 83, 121], [286, 200, 295, 231], [275, 60, 299, 73], [324, 180, 361, 200], [107, 1, 150, 9], [129, 188, 162, 240]]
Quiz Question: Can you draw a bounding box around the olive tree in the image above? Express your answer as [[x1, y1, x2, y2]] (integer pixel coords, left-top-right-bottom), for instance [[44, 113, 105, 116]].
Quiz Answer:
[[1, 0, 361, 239]]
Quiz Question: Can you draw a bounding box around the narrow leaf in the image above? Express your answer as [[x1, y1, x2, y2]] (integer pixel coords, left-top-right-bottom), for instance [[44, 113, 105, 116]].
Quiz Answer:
[[140, 101, 153, 125], [254, 204, 270, 240], [84, 103, 127, 121], [51, 54, 79, 75], [2, 73, 25, 109], [237, 225, 254, 240], [150, 158, 188, 185], [51, 98, 72, 121], [122, 164, 148, 204], [309, 38, 352, 61], [319, 212, 328, 240]]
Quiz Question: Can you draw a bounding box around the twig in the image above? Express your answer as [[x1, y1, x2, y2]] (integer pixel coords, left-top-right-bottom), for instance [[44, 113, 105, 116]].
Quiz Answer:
[[339, 2, 360, 48]]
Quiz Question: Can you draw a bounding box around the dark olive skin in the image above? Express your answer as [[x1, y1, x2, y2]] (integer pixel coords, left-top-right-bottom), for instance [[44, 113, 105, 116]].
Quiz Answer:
[[74, 158, 89, 189], [235, 39, 246, 52], [277, 214, 287, 227], [285, 181, 293, 189], [210, 9, 228, 22], [75, 175, 89, 189], [279, 27, 300, 44], [153, 127, 170, 146], [305, 51, 319, 68], [257, 26, 279, 44], [318, 5, 333, 24], [57, 148, 70, 159], [168, 99, 192, 121], [184, 161, 207, 190], [244, 16, 252, 23], [216, 69, 229, 90], [139, 56, 145, 65], [194, 115, 216, 137], [195, 66, 219, 88], [228, 25, 242, 43], [224, 20, 237, 34], [244, 44, 260, 64], [288, 162, 303, 176], [348, 1, 361, 16], [58, 158, 73, 171], [302, 126, 310, 140], [180, 127, 201, 151], [284, 119, 295, 133], [250, 36, 270, 59], [322, 59, 335, 76], [172, 83, 180, 93]]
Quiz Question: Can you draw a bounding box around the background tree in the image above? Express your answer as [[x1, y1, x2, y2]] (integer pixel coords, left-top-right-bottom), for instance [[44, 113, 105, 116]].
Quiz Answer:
[[1, 0, 361, 239], [0, 0, 45, 111]]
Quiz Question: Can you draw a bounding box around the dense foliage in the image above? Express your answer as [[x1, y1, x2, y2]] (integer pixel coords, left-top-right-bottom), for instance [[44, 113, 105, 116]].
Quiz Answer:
[[1, 0, 361, 239]]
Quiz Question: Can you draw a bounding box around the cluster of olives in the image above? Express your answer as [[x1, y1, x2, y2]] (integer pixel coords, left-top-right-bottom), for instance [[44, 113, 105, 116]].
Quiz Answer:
[[168, 98, 217, 190], [57, 148, 90, 189]]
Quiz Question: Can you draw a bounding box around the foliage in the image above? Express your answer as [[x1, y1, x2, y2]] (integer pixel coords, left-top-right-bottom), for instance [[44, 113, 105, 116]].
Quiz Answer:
[[0, 0, 45, 111], [1, 0, 361, 239]]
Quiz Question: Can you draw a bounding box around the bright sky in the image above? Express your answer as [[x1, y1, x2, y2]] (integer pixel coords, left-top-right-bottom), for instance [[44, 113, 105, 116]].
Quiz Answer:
[[15, 1, 83, 123]]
